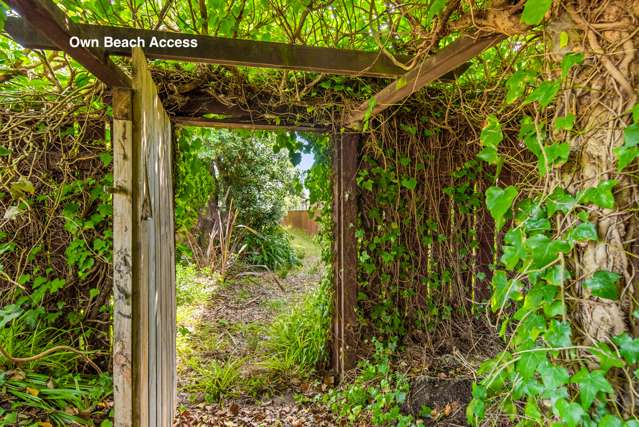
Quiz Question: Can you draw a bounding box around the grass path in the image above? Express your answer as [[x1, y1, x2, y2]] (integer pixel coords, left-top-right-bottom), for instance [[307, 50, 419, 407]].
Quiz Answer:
[[174, 228, 337, 426]]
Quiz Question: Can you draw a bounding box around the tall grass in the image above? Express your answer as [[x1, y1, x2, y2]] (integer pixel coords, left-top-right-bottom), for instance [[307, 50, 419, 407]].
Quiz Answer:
[[263, 276, 331, 375]]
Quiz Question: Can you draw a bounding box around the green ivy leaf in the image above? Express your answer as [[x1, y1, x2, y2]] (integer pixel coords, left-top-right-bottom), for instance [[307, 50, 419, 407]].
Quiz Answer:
[[477, 146, 499, 165], [480, 115, 503, 148], [486, 186, 518, 231], [547, 187, 576, 216], [505, 70, 537, 104], [490, 270, 522, 312], [524, 398, 542, 423], [517, 350, 547, 380], [524, 80, 561, 108], [426, 0, 448, 25], [561, 52, 584, 80], [0, 304, 23, 328], [400, 177, 417, 190], [555, 399, 586, 427], [521, 0, 553, 25], [614, 123, 639, 171], [631, 103, 639, 123], [9, 177, 36, 199], [579, 180, 617, 209], [583, 270, 620, 300], [544, 320, 572, 348], [539, 362, 570, 389], [598, 415, 623, 427], [571, 368, 613, 409], [590, 343, 625, 372], [524, 235, 569, 269], [567, 222, 598, 243], [554, 114, 576, 131], [613, 333, 639, 365]]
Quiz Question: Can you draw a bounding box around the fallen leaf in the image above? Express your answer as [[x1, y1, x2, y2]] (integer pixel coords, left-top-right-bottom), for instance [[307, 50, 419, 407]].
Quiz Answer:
[[26, 387, 40, 397], [228, 402, 239, 416]]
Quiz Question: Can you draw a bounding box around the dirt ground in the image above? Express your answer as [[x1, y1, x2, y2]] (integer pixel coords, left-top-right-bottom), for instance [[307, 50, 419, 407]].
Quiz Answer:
[[173, 228, 339, 426]]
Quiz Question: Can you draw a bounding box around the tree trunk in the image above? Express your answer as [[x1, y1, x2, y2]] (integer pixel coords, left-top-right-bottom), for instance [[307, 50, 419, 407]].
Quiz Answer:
[[549, 0, 639, 342], [196, 160, 220, 251]]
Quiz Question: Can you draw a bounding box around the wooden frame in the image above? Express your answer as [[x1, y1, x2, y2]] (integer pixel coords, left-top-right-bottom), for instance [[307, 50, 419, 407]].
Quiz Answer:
[[6, 16, 407, 78], [4, 0, 508, 423], [345, 33, 505, 128], [5, 0, 131, 87], [112, 88, 134, 427], [332, 133, 359, 380]]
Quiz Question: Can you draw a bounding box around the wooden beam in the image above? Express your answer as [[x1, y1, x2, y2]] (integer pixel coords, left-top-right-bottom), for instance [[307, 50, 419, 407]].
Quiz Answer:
[[332, 132, 359, 380], [173, 116, 328, 133], [112, 87, 134, 427], [6, 16, 408, 78], [345, 33, 505, 128], [5, 1, 130, 87]]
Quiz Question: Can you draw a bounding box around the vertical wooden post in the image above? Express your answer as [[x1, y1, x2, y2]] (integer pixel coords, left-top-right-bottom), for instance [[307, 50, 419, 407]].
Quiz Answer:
[[332, 132, 359, 381], [112, 87, 134, 427]]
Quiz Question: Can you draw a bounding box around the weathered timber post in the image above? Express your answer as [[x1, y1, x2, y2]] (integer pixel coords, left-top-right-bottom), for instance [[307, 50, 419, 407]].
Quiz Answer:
[[112, 87, 134, 427], [332, 132, 359, 381]]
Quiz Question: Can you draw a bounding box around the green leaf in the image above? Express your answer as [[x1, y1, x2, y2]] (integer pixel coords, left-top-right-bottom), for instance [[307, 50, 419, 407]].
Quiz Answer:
[[613, 333, 639, 365], [395, 76, 407, 90], [590, 343, 625, 372], [480, 115, 503, 148], [631, 103, 639, 123], [555, 399, 586, 427], [524, 235, 569, 269], [539, 363, 570, 389], [521, 0, 553, 25], [614, 123, 639, 171], [486, 186, 518, 231], [477, 146, 499, 165], [524, 80, 560, 108], [561, 52, 584, 80], [0, 304, 23, 328], [547, 187, 576, 216], [599, 415, 623, 427], [0, 146, 10, 156], [579, 180, 617, 209], [554, 114, 576, 131], [583, 270, 620, 300], [505, 70, 537, 104], [10, 176, 36, 199], [426, 0, 448, 24], [544, 320, 572, 347], [490, 270, 522, 312], [517, 350, 547, 380], [400, 177, 417, 190], [571, 368, 613, 409], [568, 222, 598, 243]]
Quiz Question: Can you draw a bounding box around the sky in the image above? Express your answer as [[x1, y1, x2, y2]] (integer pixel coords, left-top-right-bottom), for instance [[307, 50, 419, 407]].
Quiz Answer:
[[297, 151, 315, 172]]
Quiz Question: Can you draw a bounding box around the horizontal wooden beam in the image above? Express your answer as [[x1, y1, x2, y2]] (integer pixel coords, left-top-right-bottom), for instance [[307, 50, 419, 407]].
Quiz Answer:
[[6, 17, 408, 78], [6, 0, 131, 87], [173, 116, 328, 133], [345, 33, 505, 128]]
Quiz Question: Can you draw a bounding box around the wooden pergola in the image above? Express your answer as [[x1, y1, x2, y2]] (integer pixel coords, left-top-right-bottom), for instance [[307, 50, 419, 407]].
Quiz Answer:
[[4, 1, 503, 425]]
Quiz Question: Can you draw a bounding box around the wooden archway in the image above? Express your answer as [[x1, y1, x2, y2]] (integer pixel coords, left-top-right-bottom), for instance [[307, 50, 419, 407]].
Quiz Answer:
[[4, 0, 502, 424]]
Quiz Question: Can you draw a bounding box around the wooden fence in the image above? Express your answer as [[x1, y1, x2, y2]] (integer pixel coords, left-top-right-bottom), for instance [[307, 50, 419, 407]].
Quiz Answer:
[[282, 210, 319, 235]]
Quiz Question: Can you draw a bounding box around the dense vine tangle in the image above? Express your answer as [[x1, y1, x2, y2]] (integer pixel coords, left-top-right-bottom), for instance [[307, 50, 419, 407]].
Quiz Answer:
[[0, 83, 114, 369]]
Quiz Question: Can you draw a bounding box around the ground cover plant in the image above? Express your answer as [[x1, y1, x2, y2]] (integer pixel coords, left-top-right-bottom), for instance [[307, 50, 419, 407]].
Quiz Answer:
[[1, 0, 639, 425]]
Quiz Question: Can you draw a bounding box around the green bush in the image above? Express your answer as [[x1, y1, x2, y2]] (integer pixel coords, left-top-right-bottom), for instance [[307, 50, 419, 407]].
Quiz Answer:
[[243, 226, 301, 274]]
